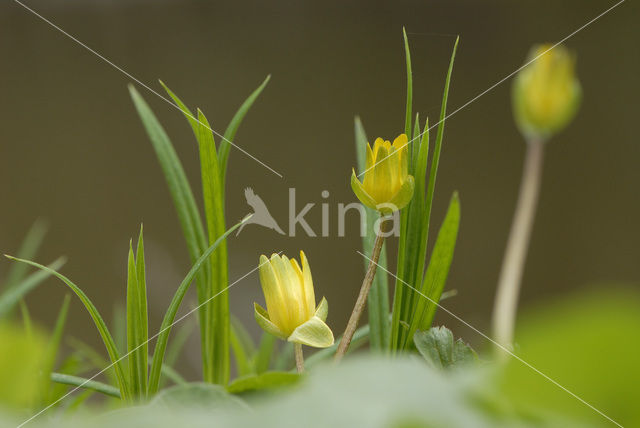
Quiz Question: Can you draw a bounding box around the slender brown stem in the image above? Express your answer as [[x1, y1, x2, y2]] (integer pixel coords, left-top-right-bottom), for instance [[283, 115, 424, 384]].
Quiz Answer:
[[335, 217, 388, 362], [492, 138, 545, 358], [294, 343, 304, 373]]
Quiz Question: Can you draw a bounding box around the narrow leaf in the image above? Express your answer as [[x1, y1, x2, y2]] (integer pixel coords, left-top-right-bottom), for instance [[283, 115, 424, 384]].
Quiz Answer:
[[403, 27, 413, 138], [219, 75, 271, 179], [148, 216, 248, 393], [4, 255, 130, 400], [50, 372, 121, 399], [0, 257, 66, 317], [414, 192, 461, 336]]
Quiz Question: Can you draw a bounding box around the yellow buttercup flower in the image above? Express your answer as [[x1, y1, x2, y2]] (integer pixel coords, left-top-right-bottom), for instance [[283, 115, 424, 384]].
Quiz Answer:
[[254, 251, 334, 348], [351, 134, 415, 214], [512, 44, 581, 139]]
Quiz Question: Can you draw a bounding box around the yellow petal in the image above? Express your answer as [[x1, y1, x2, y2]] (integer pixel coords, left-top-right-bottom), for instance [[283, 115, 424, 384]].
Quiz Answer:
[[299, 250, 316, 317], [258, 254, 286, 332], [373, 143, 392, 202]]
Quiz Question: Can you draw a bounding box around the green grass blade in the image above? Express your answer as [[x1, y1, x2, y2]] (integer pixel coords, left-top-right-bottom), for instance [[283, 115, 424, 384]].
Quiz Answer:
[[42, 293, 70, 404], [148, 216, 248, 393], [129, 85, 211, 381], [4, 255, 130, 400], [126, 240, 146, 398], [423, 36, 459, 247], [354, 117, 390, 351], [128, 85, 209, 288], [196, 109, 230, 384], [230, 319, 254, 377], [391, 120, 429, 351], [403, 28, 413, 138], [0, 257, 66, 317], [136, 226, 149, 393], [417, 193, 460, 331], [50, 373, 121, 399], [19, 299, 33, 339], [4, 219, 48, 289], [254, 332, 276, 374], [218, 75, 270, 180]]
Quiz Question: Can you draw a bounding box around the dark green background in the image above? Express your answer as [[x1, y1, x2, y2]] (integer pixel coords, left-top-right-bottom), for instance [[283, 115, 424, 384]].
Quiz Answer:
[[1, 0, 638, 375]]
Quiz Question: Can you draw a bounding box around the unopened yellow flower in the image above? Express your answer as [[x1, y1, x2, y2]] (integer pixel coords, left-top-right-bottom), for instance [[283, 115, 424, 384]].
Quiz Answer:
[[512, 44, 581, 139], [254, 251, 334, 348], [351, 134, 415, 213]]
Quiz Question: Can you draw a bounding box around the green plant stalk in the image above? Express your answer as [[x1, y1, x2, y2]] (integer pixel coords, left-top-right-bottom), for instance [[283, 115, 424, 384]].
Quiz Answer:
[[294, 343, 304, 373], [335, 218, 389, 362], [492, 138, 545, 357], [354, 117, 390, 351]]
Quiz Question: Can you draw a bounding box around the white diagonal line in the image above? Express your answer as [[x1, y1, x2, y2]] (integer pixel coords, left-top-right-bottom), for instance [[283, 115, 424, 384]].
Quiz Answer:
[[13, 0, 283, 179], [357, 250, 623, 427], [357, 0, 625, 179], [16, 253, 280, 428]]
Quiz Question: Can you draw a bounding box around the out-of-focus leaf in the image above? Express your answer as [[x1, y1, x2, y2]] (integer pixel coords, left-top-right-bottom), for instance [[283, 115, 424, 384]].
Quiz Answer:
[[227, 371, 300, 395], [413, 326, 477, 370], [149, 383, 247, 412], [4, 219, 48, 290], [0, 258, 66, 318], [498, 288, 640, 427]]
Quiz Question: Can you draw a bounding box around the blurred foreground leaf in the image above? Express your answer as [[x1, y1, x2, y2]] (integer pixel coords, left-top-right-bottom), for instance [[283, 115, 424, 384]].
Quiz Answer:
[[413, 326, 477, 370]]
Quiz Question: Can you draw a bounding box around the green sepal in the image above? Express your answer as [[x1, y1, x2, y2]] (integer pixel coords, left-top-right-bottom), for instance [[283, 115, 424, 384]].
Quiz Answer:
[[254, 303, 286, 339], [386, 175, 415, 213], [315, 297, 328, 322], [287, 316, 334, 348], [351, 169, 377, 210]]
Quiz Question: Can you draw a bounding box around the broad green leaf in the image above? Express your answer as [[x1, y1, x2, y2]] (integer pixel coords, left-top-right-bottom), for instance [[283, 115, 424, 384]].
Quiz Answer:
[[417, 192, 460, 332], [50, 372, 121, 399], [413, 326, 477, 370], [226, 371, 300, 394], [354, 117, 390, 352], [147, 217, 249, 393], [3, 255, 130, 400], [0, 257, 66, 318]]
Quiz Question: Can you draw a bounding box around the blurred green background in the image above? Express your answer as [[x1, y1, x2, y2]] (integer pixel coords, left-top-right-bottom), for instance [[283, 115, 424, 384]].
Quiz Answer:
[[1, 0, 638, 378]]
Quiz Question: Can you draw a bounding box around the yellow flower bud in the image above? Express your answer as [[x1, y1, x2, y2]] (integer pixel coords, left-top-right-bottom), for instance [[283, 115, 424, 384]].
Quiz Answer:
[[254, 251, 334, 348], [351, 134, 415, 213], [512, 44, 581, 139]]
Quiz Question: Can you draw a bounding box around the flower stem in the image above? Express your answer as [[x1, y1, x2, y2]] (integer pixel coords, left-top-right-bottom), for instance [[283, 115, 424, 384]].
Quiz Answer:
[[492, 138, 545, 358], [335, 217, 388, 362], [294, 343, 304, 373]]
